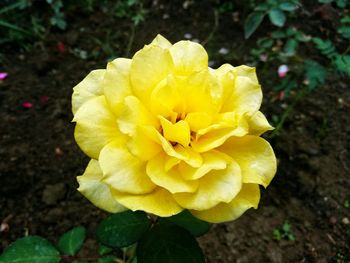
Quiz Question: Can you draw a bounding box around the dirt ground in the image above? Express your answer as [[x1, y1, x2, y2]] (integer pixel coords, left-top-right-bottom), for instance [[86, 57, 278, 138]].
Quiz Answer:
[[0, 1, 349, 262]]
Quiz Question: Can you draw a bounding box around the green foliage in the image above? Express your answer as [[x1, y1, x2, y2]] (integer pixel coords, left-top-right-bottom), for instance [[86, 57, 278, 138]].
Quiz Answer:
[[313, 37, 350, 76], [344, 199, 350, 208], [98, 244, 113, 256], [46, 0, 66, 30], [318, 0, 349, 8], [304, 59, 327, 90], [273, 221, 296, 241], [338, 16, 350, 39], [137, 224, 205, 263], [58, 226, 86, 256], [96, 210, 151, 248], [114, 0, 146, 26], [159, 210, 211, 237], [0, 236, 60, 263], [244, 0, 299, 39]]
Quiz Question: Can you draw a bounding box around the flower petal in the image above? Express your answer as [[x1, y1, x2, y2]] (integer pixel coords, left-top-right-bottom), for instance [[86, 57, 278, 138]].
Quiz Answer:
[[173, 161, 242, 210], [219, 136, 276, 187], [147, 153, 199, 193], [159, 116, 191, 147], [117, 96, 159, 136], [179, 150, 229, 180], [248, 111, 274, 135], [126, 126, 162, 161], [72, 69, 105, 114], [100, 140, 156, 194], [73, 96, 123, 159], [130, 45, 173, 106], [190, 184, 260, 223], [103, 58, 132, 115], [170, 40, 208, 75], [150, 34, 172, 49], [142, 126, 203, 167], [113, 188, 183, 217], [221, 75, 262, 115], [77, 159, 126, 213]]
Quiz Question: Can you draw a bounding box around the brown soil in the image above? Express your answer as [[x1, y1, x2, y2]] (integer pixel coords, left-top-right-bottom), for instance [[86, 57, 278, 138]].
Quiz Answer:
[[0, 1, 349, 263]]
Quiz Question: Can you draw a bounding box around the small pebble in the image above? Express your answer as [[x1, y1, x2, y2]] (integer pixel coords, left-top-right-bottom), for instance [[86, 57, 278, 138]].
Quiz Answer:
[[342, 217, 349, 225], [218, 47, 229, 55], [184, 33, 192, 39]]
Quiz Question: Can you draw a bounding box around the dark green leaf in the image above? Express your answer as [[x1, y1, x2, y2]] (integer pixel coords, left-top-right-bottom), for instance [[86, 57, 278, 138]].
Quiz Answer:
[[334, 55, 350, 76], [96, 211, 151, 248], [97, 256, 117, 263], [160, 210, 211, 237], [338, 26, 350, 39], [0, 236, 60, 263], [244, 11, 265, 39], [254, 3, 269, 11], [284, 38, 298, 55], [336, 0, 347, 8], [268, 8, 286, 27], [98, 244, 113, 256], [58, 226, 86, 256], [271, 30, 286, 38], [279, 2, 298, 11], [304, 59, 327, 90], [258, 38, 274, 48], [137, 224, 205, 263]]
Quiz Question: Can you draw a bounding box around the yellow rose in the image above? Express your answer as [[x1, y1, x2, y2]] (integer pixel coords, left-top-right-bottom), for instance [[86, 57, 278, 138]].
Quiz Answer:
[[72, 35, 276, 223]]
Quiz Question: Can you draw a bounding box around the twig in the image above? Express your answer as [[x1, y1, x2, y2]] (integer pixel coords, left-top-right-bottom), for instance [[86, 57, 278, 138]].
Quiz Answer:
[[125, 24, 136, 57], [202, 9, 219, 46]]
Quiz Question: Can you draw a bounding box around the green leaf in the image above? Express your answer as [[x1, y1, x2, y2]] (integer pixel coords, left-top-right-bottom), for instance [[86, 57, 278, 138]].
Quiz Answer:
[[257, 38, 274, 48], [72, 261, 88, 263], [96, 211, 151, 248], [279, 2, 298, 11], [159, 210, 211, 237], [97, 256, 117, 263], [284, 38, 298, 55], [268, 8, 286, 27], [137, 224, 205, 263], [0, 236, 60, 263], [271, 30, 286, 38], [98, 244, 113, 256], [334, 55, 350, 76], [58, 226, 86, 256], [338, 26, 350, 39], [304, 59, 327, 90], [244, 11, 265, 39]]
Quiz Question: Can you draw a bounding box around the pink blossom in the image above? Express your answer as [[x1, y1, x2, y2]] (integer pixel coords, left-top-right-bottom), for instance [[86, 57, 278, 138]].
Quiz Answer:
[[278, 65, 289, 78]]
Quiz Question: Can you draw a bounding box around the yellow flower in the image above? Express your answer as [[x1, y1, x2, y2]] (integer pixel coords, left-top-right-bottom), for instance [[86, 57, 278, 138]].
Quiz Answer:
[[72, 35, 276, 223]]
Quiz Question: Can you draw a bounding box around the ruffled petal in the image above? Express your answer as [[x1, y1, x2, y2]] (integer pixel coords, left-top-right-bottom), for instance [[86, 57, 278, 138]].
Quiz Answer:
[[221, 75, 262, 115], [191, 184, 260, 223], [150, 34, 172, 49], [130, 45, 174, 106], [248, 111, 274, 135], [142, 126, 203, 167], [159, 116, 191, 147], [170, 40, 208, 75], [113, 188, 183, 217], [178, 150, 229, 180], [173, 161, 242, 210], [77, 159, 126, 213], [219, 136, 276, 187], [99, 140, 156, 194], [146, 153, 199, 193], [117, 96, 159, 136], [73, 96, 123, 159], [72, 69, 105, 114], [103, 58, 132, 115]]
